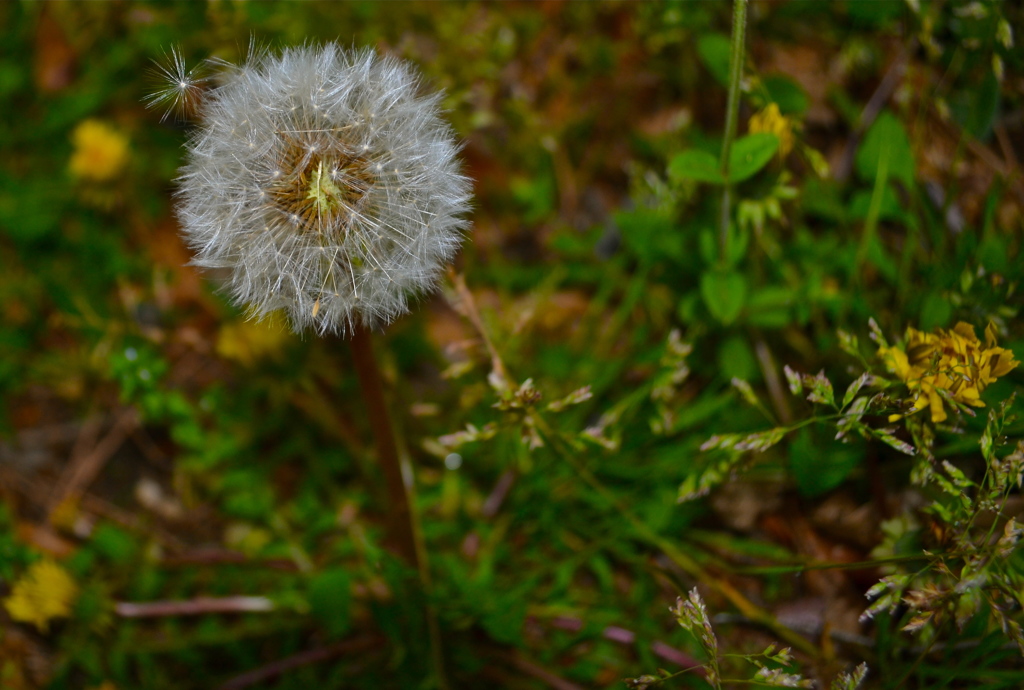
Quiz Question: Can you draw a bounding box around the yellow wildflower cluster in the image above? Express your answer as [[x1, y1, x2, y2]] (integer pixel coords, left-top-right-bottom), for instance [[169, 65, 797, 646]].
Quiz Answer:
[[69, 120, 129, 181], [748, 103, 794, 158], [879, 322, 1019, 423], [3, 559, 79, 632]]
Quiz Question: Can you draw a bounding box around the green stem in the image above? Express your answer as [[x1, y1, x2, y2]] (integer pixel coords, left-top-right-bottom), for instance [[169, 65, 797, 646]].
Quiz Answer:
[[349, 326, 450, 690], [856, 146, 889, 278], [719, 0, 749, 261]]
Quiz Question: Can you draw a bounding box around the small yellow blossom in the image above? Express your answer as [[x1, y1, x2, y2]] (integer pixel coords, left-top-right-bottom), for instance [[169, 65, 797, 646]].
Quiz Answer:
[[3, 559, 79, 632], [216, 313, 290, 366], [879, 322, 1019, 423], [69, 120, 129, 181], [748, 103, 794, 158]]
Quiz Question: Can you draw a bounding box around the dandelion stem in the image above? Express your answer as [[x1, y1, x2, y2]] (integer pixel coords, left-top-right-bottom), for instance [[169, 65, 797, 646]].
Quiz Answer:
[[348, 326, 450, 689], [719, 0, 748, 261], [350, 326, 420, 566]]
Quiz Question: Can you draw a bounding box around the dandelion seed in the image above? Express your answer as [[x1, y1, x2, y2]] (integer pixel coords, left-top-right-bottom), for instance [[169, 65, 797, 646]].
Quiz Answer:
[[144, 46, 208, 122], [173, 43, 471, 335]]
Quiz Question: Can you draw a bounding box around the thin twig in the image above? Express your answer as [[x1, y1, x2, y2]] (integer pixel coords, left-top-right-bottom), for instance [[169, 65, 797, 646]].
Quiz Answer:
[[114, 596, 274, 618], [217, 635, 384, 690], [481, 469, 516, 518], [449, 268, 510, 389], [993, 122, 1019, 172], [160, 549, 299, 572], [489, 648, 586, 690], [753, 336, 793, 425], [47, 407, 138, 519]]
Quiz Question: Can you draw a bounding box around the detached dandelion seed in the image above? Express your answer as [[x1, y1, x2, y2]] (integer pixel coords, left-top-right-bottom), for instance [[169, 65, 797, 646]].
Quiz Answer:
[[173, 43, 472, 335], [145, 47, 208, 122]]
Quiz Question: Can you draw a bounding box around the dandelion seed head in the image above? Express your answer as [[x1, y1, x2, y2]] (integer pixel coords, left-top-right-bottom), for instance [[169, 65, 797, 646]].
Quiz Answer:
[[174, 44, 472, 336]]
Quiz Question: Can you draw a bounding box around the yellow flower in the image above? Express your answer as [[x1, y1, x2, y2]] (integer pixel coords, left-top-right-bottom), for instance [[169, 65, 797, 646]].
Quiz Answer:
[[69, 120, 129, 181], [3, 559, 79, 632], [748, 103, 794, 158], [879, 322, 1018, 423], [216, 313, 290, 366]]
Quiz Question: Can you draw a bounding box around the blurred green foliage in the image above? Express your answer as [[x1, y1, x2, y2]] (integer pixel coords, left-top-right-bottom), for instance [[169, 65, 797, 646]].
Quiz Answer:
[[1, 1, 1023, 689]]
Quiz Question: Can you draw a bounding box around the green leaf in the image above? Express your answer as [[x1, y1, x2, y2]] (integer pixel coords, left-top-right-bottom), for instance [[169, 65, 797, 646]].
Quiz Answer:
[[847, 0, 906, 27], [745, 285, 795, 328], [723, 222, 750, 267], [699, 226, 718, 264], [510, 170, 556, 224], [615, 207, 682, 265], [481, 595, 527, 645], [952, 69, 999, 140], [308, 568, 352, 638], [671, 134, 778, 185], [672, 390, 734, 432], [855, 111, 914, 189], [0, 177, 67, 244], [864, 233, 899, 283], [920, 291, 952, 331], [848, 186, 905, 222], [789, 429, 864, 497], [761, 75, 809, 115], [697, 33, 732, 86], [728, 133, 779, 183], [91, 524, 138, 566], [977, 233, 1010, 273], [669, 149, 724, 184], [718, 336, 758, 382], [701, 269, 747, 325]]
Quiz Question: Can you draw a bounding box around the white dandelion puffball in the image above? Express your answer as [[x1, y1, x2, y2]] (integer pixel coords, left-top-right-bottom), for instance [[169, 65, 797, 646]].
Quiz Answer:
[[175, 44, 472, 336]]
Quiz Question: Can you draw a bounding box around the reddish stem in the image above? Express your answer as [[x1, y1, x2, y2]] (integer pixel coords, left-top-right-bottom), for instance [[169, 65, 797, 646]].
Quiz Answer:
[[349, 325, 420, 569]]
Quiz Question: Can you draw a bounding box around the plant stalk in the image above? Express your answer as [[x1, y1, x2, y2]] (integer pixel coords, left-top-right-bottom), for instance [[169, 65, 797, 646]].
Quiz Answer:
[[349, 326, 449, 689], [719, 0, 749, 261], [350, 326, 420, 567]]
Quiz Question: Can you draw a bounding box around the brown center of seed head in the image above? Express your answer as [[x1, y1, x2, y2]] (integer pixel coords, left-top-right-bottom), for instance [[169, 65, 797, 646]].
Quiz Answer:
[[268, 131, 376, 237]]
